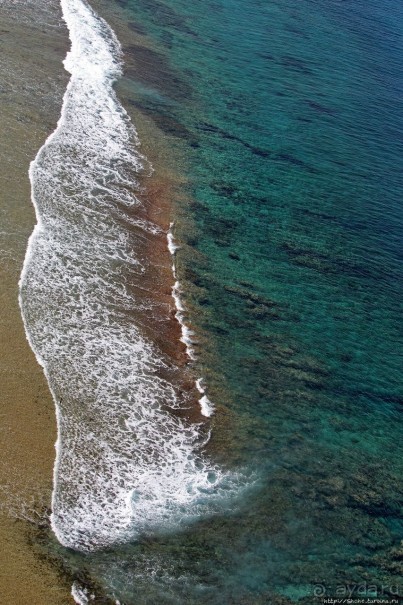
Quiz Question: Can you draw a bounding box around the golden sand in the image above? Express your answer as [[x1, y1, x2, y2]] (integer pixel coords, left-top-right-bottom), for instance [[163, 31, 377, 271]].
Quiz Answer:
[[0, 4, 72, 602]]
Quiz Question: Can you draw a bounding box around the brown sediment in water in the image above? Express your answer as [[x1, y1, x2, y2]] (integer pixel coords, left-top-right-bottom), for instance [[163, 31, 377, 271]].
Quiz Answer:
[[114, 102, 207, 425], [85, 0, 210, 424]]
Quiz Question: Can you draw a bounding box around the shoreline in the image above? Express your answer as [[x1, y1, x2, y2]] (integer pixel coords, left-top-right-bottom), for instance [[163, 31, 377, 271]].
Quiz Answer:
[[0, 0, 216, 598], [23, 0, 211, 554]]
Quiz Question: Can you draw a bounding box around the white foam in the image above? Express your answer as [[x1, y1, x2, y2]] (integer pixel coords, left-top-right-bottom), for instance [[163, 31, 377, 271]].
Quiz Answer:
[[168, 227, 197, 361], [71, 582, 95, 604], [167, 224, 181, 255], [196, 378, 215, 417], [18, 0, 237, 553], [168, 227, 217, 414], [170, 269, 196, 360]]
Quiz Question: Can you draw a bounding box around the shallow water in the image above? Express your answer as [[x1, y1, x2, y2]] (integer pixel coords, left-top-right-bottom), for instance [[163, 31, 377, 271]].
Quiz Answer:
[[16, 0, 403, 602]]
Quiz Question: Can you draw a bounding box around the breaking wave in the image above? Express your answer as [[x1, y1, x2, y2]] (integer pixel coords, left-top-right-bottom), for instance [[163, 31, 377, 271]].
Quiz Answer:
[[19, 0, 237, 552]]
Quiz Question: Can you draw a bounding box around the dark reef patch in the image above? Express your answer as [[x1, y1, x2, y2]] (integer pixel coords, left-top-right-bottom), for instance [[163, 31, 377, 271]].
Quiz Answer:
[[124, 44, 192, 101]]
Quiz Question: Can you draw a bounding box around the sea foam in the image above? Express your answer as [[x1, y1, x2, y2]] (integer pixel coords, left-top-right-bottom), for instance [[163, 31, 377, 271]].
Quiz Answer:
[[19, 0, 235, 552], [167, 225, 215, 416]]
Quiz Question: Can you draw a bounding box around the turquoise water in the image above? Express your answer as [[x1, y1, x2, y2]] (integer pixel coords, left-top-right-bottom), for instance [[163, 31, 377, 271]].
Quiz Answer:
[[47, 0, 402, 602]]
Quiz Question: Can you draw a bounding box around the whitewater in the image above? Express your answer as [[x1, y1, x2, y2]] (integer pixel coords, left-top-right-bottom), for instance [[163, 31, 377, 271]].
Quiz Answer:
[[19, 0, 235, 553]]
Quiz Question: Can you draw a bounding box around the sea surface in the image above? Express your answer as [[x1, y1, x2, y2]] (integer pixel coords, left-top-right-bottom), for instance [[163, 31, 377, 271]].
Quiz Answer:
[[17, 0, 403, 603]]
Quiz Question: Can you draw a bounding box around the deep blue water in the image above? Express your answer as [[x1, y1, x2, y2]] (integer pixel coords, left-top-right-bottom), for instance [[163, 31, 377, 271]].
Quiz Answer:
[[45, 0, 403, 602]]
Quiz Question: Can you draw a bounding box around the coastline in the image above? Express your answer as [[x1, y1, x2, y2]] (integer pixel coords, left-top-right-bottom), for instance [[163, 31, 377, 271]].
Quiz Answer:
[[2, 0, 400, 602], [20, 0, 210, 558], [1, 0, 216, 598]]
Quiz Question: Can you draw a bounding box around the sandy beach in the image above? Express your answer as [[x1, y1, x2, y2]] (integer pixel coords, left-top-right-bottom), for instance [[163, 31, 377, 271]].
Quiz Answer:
[[0, 2, 72, 601]]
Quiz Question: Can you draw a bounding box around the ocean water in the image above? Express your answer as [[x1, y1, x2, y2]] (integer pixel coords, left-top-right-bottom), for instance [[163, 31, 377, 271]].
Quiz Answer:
[[20, 0, 403, 602]]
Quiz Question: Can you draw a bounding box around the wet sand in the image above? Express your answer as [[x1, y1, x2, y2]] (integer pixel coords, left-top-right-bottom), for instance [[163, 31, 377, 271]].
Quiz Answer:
[[0, 2, 73, 602]]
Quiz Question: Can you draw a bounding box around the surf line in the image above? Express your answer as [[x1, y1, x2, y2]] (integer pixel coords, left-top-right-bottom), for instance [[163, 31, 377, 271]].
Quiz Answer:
[[18, 0, 137, 552], [19, 0, 231, 558], [168, 224, 215, 417]]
